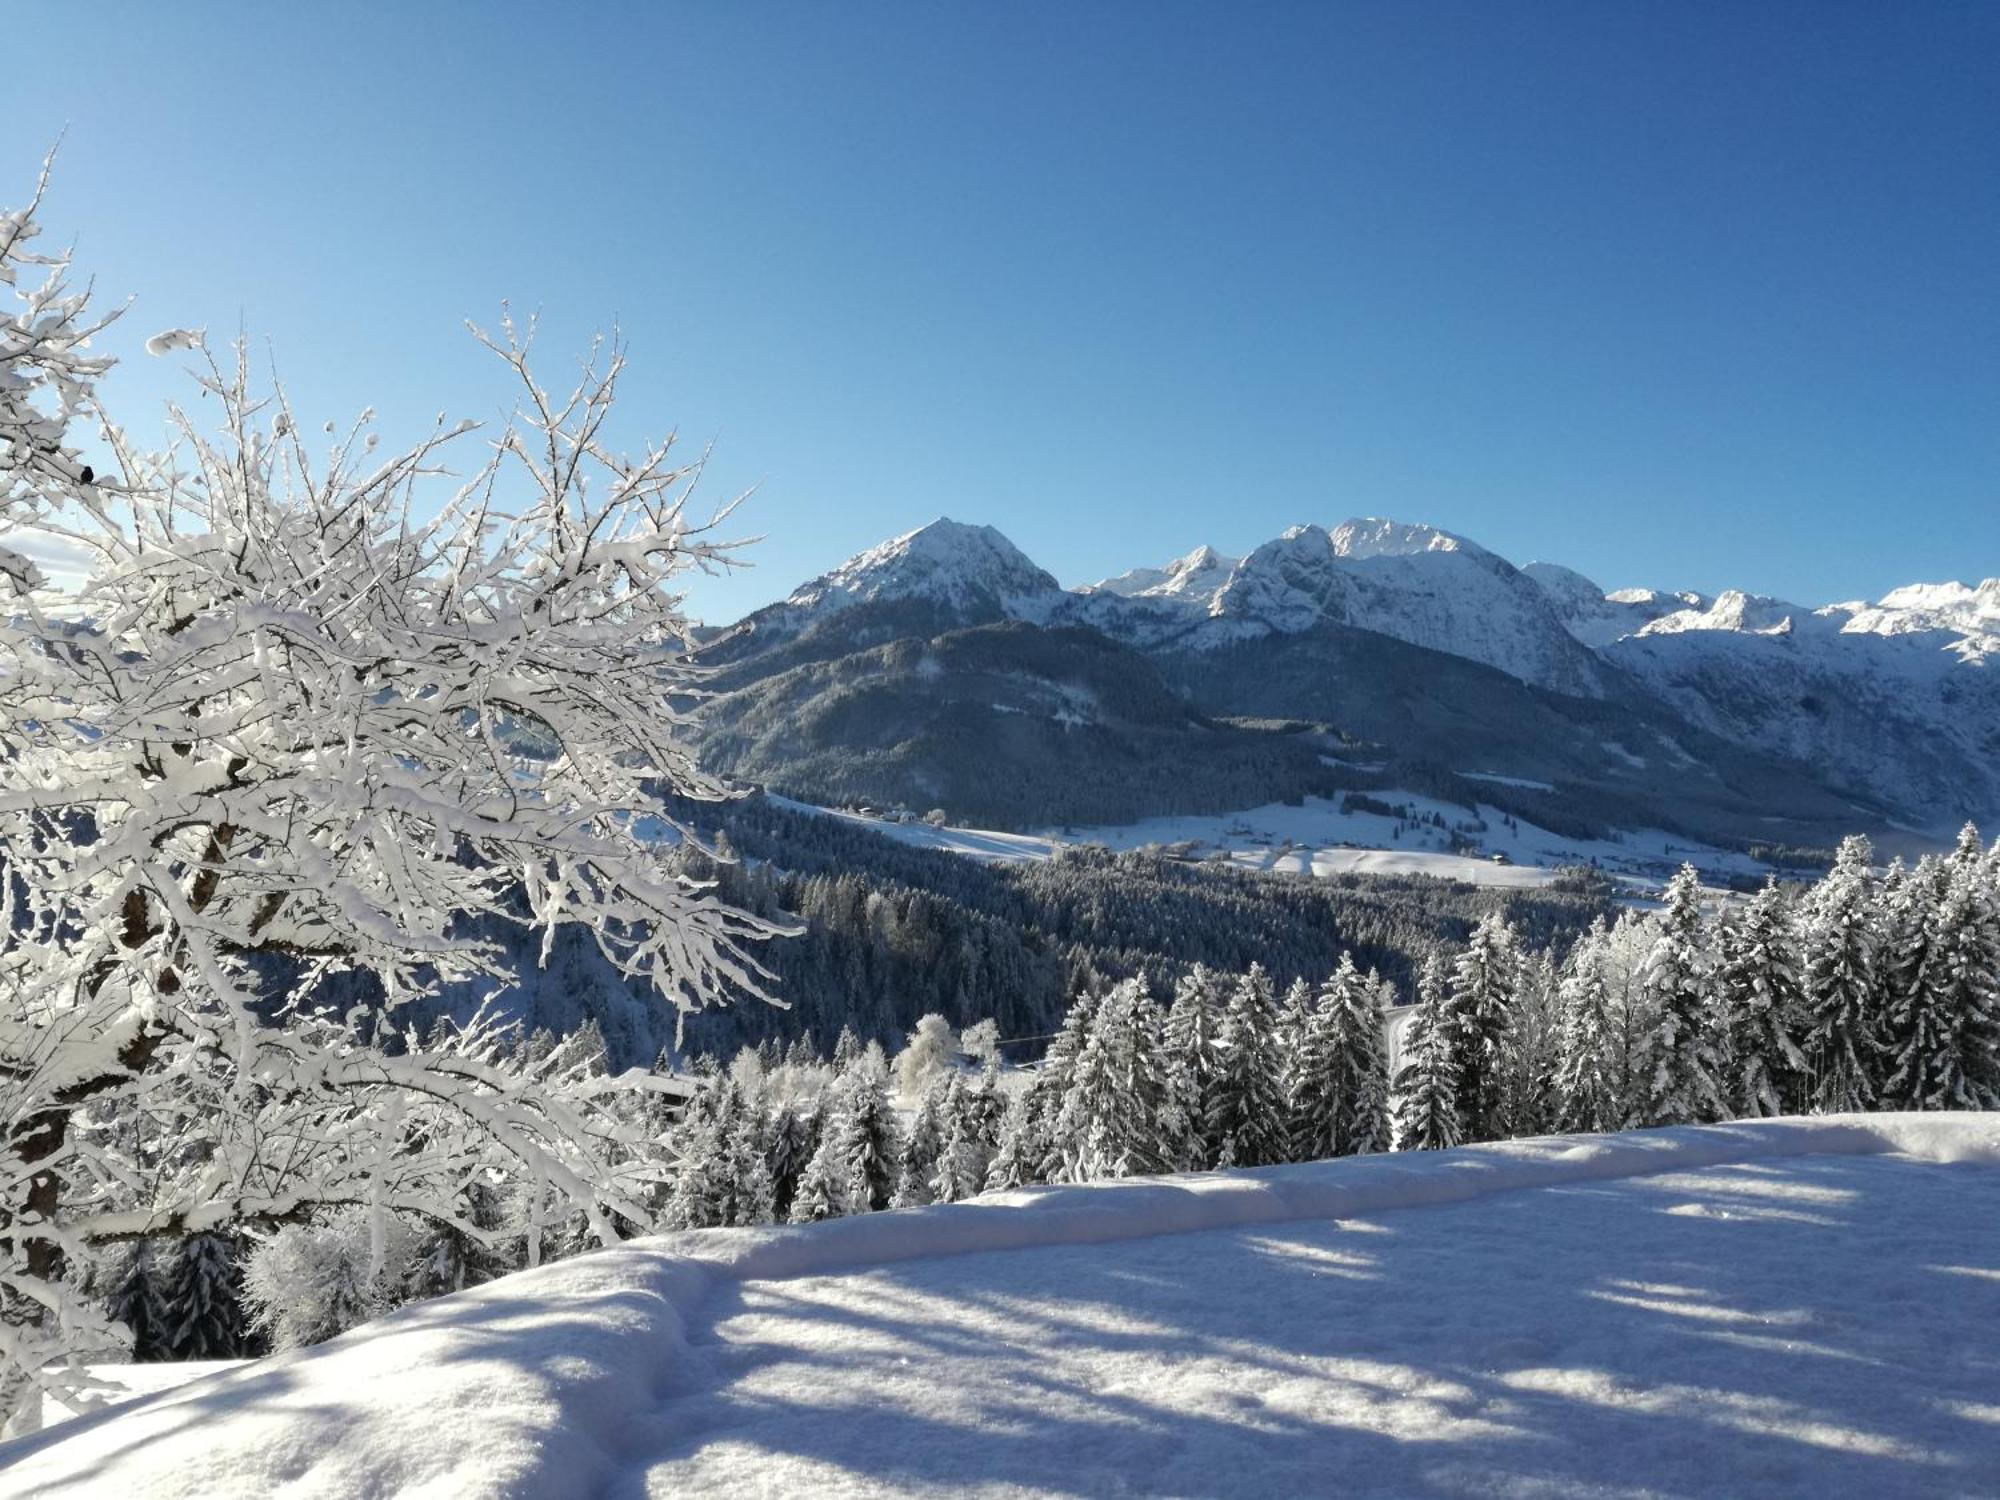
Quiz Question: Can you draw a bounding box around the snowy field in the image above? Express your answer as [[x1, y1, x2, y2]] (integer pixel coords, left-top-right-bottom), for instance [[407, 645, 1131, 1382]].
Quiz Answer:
[[775, 792, 1773, 892], [7, 1115, 1999, 1499]]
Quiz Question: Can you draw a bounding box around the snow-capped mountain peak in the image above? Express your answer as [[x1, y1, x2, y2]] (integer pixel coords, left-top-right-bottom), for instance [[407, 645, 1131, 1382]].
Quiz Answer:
[[779, 517, 1063, 621], [1086, 543, 1238, 601], [1327, 517, 1487, 561]]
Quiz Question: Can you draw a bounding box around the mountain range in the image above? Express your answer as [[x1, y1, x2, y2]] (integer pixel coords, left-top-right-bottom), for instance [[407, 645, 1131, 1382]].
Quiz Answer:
[[694, 517, 1999, 856]]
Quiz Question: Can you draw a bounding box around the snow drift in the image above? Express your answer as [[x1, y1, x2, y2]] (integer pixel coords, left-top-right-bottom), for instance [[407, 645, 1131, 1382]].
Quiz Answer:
[[5, 1114, 1999, 1498]]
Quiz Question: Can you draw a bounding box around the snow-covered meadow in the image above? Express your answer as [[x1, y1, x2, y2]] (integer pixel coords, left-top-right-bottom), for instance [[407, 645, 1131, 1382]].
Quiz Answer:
[[8, 1114, 1999, 1499], [777, 791, 1773, 893]]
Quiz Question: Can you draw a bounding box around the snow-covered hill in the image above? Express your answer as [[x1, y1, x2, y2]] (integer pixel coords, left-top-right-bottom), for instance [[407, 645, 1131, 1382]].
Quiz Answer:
[[12, 1116, 2000, 1499]]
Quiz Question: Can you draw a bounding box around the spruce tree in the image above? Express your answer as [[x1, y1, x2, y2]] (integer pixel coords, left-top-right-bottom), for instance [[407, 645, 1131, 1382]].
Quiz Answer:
[[1206, 965, 1289, 1167], [1881, 856, 2000, 1109], [1552, 922, 1623, 1134], [1054, 980, 1176, 1182], [892, 1074, 949, 1208], [1448, 914, 1519, 1142], [1162, 967, 1226, 1169], [1392, 972, 1460, 1152], [764, 1104, 819, 1222], [834, 1067, 900, 1213], [788, 1133, 848, 1223], [1502, 948, 1560, 1139], [103, 1241, 172, 1362], [1715, 881, 1807, 1117], [1633, 865, 1726, 1127], [1800, 834, 1883, 1113], [929, 1075, 992, 1203], [983, 1087, 1044, 1192], [158, 1233, 253, 1360]]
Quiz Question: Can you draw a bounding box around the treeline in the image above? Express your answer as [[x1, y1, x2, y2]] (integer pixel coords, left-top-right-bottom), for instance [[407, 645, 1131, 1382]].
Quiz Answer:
[[657, 822, 2000, 1231], [664, 793, 1614, 1060]]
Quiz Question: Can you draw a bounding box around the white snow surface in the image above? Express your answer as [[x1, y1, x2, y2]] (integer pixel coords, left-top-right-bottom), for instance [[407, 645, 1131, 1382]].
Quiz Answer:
[[10, 1115, 2000, 1499]]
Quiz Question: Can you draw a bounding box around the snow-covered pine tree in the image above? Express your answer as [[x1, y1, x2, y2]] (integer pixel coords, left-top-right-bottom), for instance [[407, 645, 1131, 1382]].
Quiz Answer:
[[102, 1243, 171, 1362], [1275, 978, 1314, 1161], [984, 1079, 1051, 1192], [1501, 948, 1559, 1139], [1799, 835, 1884, 1113], [1342, 967, 1394, 1157], [1714, 880, 1808, 1117], [1206, 965, 1290, 1168], [1391, 965, 1461, 1152], [1632, 865, 1727, 1127], [1052, 979, 1177, 1182], [1880, 849, 2000, 1110], [720, 1099, 777, 1228], [787, 1135, 847, 1224], [1162, 966, 1226, 1169], [662, 1089, 734, 1231], [1033, 988, 1102, 1180], [930, 1075, 991, 1203], [832, 1026, 865, 1072], [892, 1074, 950, 1209], [836, 1065, 902, 1214], [1289, 970, 1344, 1163], [763, 1104, 819, 1222], [1552, 921, 1623, 1134], [157, 1234, 253, 1361], [1447, 914, 1519, 1142]]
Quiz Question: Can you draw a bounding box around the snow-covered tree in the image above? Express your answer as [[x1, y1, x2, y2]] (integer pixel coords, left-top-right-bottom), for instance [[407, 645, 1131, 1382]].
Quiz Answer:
[[1631, 865, 1726, 1127], [101, 1243, 171, 1363], [930, 1074, 994, 1203], [1292, 955, 1389, 1161], [157, 1233, 253, 1361], [983, 1088, 1044, 1193], [1052, 980, 1177, 1182], [1391, 959, 1460, 1153], [1501, 948, 1560, 1139], [893, 1014, 959, 1102], [1880, 852, 2000, 1111], [836, 1063, 902, 1213], [241, 1210, 418, 1350], [1799, 835, 1883, 1113], [1206, 965, 1288, 1168], [1162, 966, 1226, 1169], [0, 176, 784, 1423], [1447, 914, 1519, 1141], [1552, 921, 1623, 1134], [1715, 881, 1807, 1117], [892, 1074, 950, 1208], [1033, 988, 1101, 1180]]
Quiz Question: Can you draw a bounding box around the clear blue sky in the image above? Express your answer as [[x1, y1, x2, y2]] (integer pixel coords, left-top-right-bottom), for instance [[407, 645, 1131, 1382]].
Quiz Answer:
[[9, 1, 1997, 621]]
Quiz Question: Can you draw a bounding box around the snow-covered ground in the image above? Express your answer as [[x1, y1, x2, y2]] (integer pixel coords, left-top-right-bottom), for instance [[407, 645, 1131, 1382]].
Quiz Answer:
[[9, 1115, 1999, 1499], [36, 1361, 243, 1431], [775, 792, 1773, 893]]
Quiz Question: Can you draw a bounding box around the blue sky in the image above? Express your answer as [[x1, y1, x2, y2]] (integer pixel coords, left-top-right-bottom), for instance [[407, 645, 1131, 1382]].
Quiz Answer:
[[8, 2, 1996, 621]]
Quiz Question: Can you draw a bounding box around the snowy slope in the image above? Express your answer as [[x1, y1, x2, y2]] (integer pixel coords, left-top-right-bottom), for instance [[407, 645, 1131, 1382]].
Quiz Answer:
[[11, 1116, 2000, 1499]]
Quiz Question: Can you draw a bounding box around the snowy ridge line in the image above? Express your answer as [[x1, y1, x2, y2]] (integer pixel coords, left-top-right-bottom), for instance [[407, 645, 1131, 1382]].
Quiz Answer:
[[7, 1114, 2000, 1500]]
